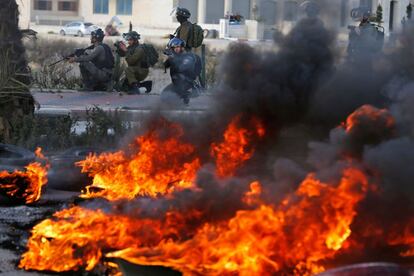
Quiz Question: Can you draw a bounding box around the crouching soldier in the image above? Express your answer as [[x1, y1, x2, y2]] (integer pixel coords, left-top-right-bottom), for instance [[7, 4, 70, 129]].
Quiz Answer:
[[117, 31, 152, 94], [68, 29, 114, 91], [162, 38, 201, 105]]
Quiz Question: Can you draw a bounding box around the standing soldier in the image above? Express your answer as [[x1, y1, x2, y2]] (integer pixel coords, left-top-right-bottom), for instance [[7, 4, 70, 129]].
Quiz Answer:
[[117, 31, 152, 94], [173, 7, 193, 51], [68, 29, 114, 91]]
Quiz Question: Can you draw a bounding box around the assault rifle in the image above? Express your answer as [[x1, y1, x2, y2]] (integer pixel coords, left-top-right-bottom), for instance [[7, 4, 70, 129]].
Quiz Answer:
[[48, 45, 95, 67]]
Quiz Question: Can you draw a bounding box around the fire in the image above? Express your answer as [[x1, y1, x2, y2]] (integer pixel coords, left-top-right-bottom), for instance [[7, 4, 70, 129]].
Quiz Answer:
[[0, 147, 48, 204], [19, 167, 371, 275], [77, 119, 201, 201], [211, 115, 265, 178], [343, 104, 395, 134], [107, 167, 369, 275]]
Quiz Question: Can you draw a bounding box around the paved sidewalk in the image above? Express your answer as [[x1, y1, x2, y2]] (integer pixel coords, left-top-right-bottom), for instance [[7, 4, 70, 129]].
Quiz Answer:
[[33, 90, 212, 120]]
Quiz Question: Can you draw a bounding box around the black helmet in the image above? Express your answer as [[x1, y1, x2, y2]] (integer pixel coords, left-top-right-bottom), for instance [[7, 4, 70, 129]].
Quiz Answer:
[[91, 28, 105, 41], [123, 31, 141, 41], [168, 37, 186, 49], [176, 7, 191, 19]]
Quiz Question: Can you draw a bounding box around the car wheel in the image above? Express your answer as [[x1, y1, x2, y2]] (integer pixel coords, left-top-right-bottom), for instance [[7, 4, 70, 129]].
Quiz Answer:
[[77, 31, 83, 37], [60, 30, 66, 36]]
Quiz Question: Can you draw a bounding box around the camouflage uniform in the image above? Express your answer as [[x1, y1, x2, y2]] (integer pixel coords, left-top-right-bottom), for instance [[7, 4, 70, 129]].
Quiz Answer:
[[75, 43, 113, 90], [175, 21, 193, 51], [124, 44, 149, 84]]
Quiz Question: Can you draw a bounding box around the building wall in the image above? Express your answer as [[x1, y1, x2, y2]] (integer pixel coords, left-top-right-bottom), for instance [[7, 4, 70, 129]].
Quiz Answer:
[[31, 0, 80, 25], [79, 0, 176, 29], [18, 0, 31, 29]]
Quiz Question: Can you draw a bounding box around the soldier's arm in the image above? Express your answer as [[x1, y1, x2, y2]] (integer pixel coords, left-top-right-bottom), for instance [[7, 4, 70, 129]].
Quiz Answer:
[[179, 23, 190, 44], [75, 45, 104, 62], [126, 47, 144, 66]]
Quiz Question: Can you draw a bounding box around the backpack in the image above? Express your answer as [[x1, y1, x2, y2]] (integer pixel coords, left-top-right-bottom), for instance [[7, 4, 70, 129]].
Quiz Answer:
[[189, 23, 204, 48], [101, 43, 115, 69], [140, 44, 159, 67]]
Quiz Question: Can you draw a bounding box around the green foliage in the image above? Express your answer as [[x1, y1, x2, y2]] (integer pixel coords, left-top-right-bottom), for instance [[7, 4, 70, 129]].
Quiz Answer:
[[13, 107, 131, 152], [376, 4, 383, 24], [15, 115, 76, 151], [407, 3, 413, 19], [77, 106, 131, 146]]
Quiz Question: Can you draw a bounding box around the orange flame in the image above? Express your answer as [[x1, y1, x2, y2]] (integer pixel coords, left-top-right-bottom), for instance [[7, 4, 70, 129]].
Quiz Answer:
[[211, 116, 265, 178], [19, 167, 372, 275], [77, 120, 201, 201], [0, 147, 48, 204], [343, 104, 395, 133], [107, 167, 369, 275]]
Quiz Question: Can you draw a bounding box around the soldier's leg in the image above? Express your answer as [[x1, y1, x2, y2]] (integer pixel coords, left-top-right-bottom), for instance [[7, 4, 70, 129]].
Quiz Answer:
[[79, 62, 95, 89], [125, 66, 138, 85], [137, 69, 151, 93], [80, 62, 112, 91]]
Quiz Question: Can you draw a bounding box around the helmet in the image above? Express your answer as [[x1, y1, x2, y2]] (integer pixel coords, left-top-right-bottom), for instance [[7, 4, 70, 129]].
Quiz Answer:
[[123, 31, 141, 41], [91, 28, 105, 41], [300, 1, 320, 17], [176, 7, 191, 19], [168, 37, 186, 49]]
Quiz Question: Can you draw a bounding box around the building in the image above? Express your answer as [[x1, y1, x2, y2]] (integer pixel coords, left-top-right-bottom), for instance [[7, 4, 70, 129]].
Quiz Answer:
[[19, 0, 412, 38]]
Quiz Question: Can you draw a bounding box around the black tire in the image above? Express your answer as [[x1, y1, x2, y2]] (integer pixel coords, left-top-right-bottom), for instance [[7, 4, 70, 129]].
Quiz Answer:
[[47, 147, 103, 192], [77, 31, 83, 37], [60, 30, 66, 36], [0, 144, 35, 166], [0, 164, 28, 206]]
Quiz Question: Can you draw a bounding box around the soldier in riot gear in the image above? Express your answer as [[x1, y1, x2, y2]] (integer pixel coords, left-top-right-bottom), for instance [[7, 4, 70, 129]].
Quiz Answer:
[[116, 31, 152, 94], [172, 7, 193, 51], [68, 29, 114, 91], [347, 10, 384, 65], [162, 38, 202, 105]]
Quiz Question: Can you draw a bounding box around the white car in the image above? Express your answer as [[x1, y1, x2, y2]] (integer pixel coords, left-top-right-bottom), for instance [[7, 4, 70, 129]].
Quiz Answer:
[[59, 22, 99, 37]]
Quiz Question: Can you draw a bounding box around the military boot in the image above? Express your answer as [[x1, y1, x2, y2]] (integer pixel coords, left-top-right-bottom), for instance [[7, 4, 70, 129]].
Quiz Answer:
[[128, 82, 141, 94], [140, 81, 153, 94]]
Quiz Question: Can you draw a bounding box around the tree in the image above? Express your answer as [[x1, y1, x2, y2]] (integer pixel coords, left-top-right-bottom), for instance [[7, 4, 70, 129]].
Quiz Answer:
[[0, 0, 34, 143], [375, 4, 383, 25], [407, 3, 413, 19]]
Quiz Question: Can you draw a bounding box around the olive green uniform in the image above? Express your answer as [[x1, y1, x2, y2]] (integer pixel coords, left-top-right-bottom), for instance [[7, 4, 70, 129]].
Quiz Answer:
[[125, 44, 149, 84], [175, 21, 192, 50]]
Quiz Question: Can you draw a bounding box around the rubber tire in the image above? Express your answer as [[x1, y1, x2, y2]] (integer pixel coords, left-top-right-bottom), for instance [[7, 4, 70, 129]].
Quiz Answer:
[[60, 30, 66, 36], [0, 164, 27, 206], [47, 147, 103, 192], [77, 31, 83, 37], [0, 144, 35, 166]]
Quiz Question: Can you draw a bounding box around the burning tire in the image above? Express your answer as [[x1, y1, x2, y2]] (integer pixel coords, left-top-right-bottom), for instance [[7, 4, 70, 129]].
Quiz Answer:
[[317, 263, 411, 276], [47, 147, 103, 192], [0, 164, 28, 205], [0, 144, 35, 166]]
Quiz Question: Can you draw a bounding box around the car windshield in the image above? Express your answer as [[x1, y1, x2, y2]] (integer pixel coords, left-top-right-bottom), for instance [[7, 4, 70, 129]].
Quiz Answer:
[[84, 23, 93, 27]]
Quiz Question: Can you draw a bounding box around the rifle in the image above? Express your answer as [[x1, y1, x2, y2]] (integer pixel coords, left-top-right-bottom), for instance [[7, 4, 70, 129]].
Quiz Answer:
[[48, 45, 95, 67]]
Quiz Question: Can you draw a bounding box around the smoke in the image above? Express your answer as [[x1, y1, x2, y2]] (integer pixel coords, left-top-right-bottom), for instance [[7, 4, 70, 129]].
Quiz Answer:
[[209, 16, 334, 140]]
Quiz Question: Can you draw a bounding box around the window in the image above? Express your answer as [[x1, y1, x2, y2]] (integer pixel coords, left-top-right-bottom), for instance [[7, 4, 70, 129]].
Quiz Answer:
[[117, 0, 133, 15], [34, 0, 52, 10], [58, 1, 77, 11], [283, 1, 298, 21], [94, 0, 109, 14]]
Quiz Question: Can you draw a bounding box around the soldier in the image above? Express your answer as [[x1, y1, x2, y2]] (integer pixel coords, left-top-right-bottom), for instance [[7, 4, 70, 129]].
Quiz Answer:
[[162, 38, 201, 105], [173, 7, 193, 51], [68, 29, 114, 91], [117, 31, 152, 94]]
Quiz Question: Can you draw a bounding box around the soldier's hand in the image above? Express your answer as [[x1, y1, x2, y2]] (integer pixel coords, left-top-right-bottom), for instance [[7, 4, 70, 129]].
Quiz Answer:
[[119, 42, 127, 52], [68, 57, 76, 63]]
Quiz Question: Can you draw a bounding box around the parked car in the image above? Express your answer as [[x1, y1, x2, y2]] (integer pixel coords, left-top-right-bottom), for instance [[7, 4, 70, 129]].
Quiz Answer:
[[59, 22, 99, 37]]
